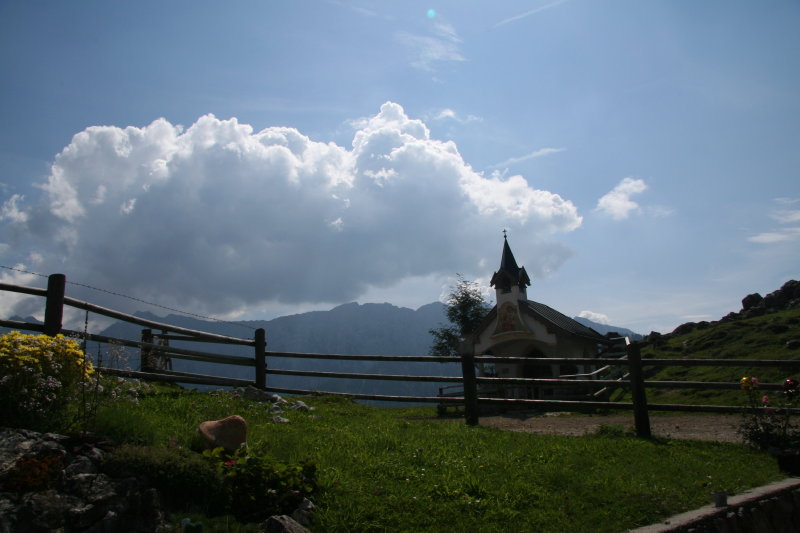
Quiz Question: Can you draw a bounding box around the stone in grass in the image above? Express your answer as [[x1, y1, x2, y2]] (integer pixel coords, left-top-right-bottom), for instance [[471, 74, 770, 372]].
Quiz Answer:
[[290, 401, 313, 412], [292, 498, 315, 527], [198, 415, 247, 453], [272, 416, 290, 424], [260, 515, 310, 533], [243, 385, 285, 404]]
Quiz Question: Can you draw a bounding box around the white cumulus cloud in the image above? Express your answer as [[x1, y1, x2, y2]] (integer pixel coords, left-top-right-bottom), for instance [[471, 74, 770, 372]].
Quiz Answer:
[[578, 310, 610, 325], [595, 177, 648, 220], [0, 102, 582, 316]]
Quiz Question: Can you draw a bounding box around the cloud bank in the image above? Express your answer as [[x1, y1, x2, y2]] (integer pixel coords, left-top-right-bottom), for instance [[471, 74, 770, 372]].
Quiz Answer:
[[1, 102, 582, 316]]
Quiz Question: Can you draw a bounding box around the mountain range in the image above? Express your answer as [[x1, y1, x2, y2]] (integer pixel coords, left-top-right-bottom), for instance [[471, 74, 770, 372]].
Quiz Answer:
[[8, 300, 642, 399]]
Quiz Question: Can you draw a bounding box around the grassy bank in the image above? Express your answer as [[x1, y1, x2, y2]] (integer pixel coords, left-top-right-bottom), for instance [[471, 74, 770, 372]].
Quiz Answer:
[[93, 386, 784, 533]]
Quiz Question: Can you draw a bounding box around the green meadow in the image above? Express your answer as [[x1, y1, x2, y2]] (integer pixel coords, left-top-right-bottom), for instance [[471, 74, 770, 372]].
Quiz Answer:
[[93, 387, 784, 532]]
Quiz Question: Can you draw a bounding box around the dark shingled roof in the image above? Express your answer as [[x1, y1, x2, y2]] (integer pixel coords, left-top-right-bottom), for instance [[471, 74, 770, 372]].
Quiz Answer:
[[521, 300, 606, 341]]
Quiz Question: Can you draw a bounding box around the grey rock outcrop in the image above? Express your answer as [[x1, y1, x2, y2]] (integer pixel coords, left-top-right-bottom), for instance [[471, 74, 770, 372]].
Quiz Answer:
[[0, 428, 167, 533], [741, 280, 800, 317]]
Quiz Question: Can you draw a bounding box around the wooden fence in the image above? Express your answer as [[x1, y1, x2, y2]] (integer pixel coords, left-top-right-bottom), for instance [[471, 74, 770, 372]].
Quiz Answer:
[[3, 273, 800, 439]]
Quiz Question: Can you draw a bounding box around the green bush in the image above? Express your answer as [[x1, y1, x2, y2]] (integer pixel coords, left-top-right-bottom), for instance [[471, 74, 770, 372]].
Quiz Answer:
[[0, 331, 94, 431], [204, 447, 317, 523], [103, 444, 317, 523], [103, 445, 228, 515]]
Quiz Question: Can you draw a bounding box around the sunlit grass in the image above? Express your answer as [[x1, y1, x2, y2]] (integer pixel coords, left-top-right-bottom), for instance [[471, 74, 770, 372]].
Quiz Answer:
[[94, 388, 785, 532]]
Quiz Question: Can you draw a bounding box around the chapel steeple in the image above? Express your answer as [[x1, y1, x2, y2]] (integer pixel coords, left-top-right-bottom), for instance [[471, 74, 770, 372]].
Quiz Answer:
[[490, 234, 531, 299]]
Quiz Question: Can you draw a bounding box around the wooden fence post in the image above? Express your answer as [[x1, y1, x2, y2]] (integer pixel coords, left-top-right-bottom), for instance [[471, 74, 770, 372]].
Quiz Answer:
[[44, 273, 66, 336], [140, 329, 154, 372], [459, 341, 479, 426], [255, 328, 266, 389], [627, 340, 652, 438]]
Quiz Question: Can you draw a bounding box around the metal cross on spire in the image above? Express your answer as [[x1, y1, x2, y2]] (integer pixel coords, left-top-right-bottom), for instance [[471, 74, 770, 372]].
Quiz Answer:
[[502, 229, 508, 239]]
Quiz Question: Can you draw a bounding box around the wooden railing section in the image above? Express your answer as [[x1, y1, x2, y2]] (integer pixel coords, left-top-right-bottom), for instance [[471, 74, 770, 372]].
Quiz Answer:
[[3, 273, 800, 439]]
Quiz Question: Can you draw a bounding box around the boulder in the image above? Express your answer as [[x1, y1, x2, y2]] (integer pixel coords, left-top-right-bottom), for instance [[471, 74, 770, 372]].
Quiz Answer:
[[198, 415, 247, 453], [741, 292, 764, 311]]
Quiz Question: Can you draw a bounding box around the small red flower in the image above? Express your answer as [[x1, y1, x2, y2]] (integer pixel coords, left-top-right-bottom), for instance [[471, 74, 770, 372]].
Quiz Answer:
[[762, 395, 770, 405], [224, 460, 237, 467]]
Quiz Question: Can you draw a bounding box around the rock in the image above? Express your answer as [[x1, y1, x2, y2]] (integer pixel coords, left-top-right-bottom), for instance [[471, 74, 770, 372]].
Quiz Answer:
[[291, 497, 315, 527], [272, 416, 290, 424], [243, 386, 277, 403], [64, 454, 98, 477], [0, 428, 168, 533], [762, 280, 800, 311], [741, 292, 764, 311], [260, 514, 311, 533], [672, 322, 697, 336], [271, 404, 284, 413], [290, 401, 313, 412], [787, 340, 800, 350], [198, 415, 247, 453], [742, 307, 765, 318]]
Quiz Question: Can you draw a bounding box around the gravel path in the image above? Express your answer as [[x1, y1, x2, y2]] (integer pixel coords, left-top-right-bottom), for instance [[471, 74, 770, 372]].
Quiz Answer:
[[478, 413, 745, 443]]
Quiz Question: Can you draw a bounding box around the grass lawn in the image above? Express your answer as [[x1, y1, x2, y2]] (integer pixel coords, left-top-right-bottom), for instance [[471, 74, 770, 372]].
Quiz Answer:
[[93, 387, 786, 533]]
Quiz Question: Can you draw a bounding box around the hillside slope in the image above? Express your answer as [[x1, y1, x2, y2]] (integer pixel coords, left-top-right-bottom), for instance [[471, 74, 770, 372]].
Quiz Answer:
[[639, 280, 800, 406]]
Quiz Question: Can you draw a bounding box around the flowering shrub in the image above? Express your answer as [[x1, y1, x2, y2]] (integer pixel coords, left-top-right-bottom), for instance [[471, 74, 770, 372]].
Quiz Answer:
[[204, 447, 317, 522], [2, 450, 64, 492], [0, 331, 94, 431], [738, 376, 800, 450]]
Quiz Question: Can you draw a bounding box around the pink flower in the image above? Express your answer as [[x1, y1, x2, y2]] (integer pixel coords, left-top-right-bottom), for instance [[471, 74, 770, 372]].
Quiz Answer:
[[224, 460, 237, 467], [751, 377, 759, 386], [762, 395, 770, 405]]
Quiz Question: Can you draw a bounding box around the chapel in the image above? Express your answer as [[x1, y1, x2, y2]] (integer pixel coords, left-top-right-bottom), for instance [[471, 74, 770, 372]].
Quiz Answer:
[[467, 236, 609, 400]]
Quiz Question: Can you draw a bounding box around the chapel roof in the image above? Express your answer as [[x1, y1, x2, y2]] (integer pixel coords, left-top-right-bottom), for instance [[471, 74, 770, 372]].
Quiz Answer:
[[490, 237, 531, 290], [520, 300, 606, 341]]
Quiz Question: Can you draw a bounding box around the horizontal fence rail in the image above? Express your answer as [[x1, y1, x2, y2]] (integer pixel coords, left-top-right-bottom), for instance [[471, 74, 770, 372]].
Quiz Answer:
[[3, 273, 800, 439]]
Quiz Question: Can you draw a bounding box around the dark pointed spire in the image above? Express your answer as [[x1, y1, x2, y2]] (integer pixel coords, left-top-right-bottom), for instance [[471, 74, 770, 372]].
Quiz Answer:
[[490, 234, 531, 293]]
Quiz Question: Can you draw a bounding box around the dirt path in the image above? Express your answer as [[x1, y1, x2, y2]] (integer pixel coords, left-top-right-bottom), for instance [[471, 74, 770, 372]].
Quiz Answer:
[[478, 412, 745, 443]]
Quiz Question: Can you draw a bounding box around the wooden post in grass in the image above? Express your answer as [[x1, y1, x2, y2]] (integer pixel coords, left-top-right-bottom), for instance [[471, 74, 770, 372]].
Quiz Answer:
[[627, 339, 652, 438], [254, 328, 266, 389], [44, 273, 66, 336], [140, 329, 155, 372], [459, 340, 479, 426]]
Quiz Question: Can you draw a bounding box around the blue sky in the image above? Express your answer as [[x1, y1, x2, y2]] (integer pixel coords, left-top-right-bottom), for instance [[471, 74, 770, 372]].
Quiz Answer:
[[1, 0, 798, 335]]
